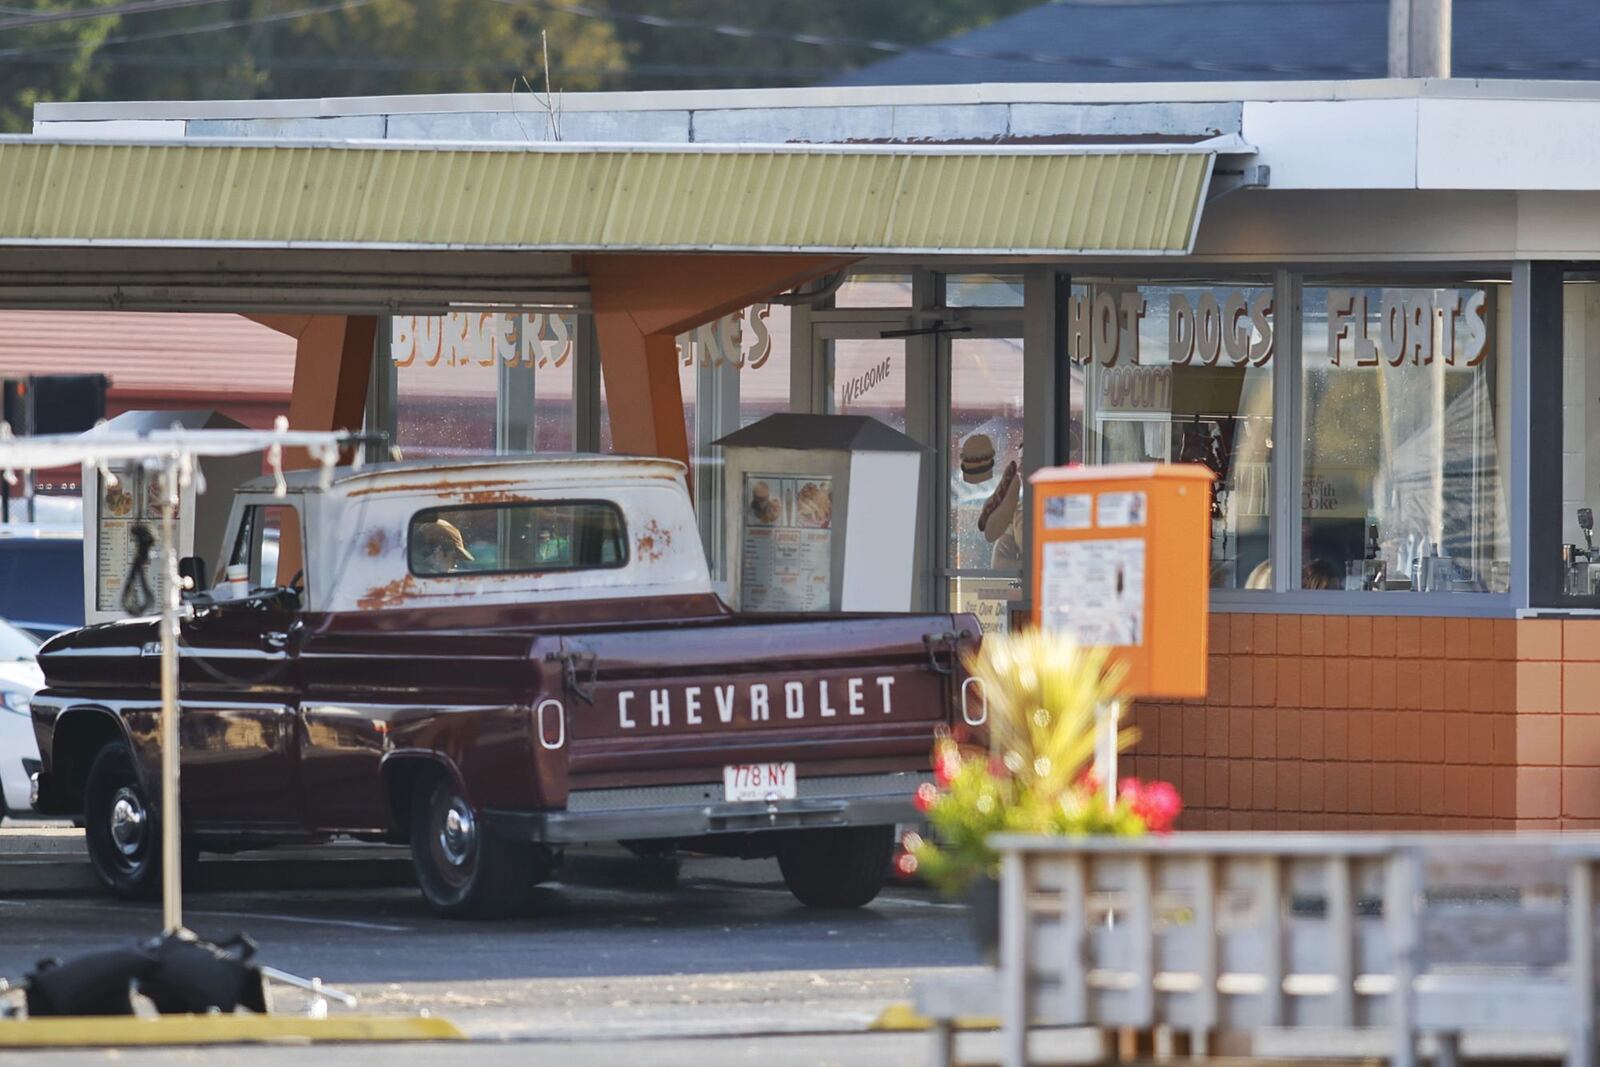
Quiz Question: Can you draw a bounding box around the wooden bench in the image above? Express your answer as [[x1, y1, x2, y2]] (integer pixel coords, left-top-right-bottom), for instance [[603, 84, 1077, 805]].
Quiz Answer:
[[914, 833, 1600, 1067]]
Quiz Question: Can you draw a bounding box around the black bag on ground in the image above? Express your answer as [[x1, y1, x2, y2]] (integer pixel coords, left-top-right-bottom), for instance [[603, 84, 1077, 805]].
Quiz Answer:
[[21, 931, 268, 1016], [140, 931, 269, 1014], [24, 945, 155, 1017]]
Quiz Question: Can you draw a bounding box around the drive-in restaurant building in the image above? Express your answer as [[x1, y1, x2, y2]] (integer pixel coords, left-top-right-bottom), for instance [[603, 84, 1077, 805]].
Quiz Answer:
[[16, 76, 1600, 829]]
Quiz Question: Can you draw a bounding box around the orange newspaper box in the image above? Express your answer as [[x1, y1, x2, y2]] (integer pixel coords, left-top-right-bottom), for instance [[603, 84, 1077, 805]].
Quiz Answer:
[[1030, 463, 1213, 699]]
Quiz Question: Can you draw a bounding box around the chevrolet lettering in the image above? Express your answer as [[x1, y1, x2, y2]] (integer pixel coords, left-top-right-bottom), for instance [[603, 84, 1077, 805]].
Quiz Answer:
[[29, 457, 984, 918], [612, 676, 896, 730]]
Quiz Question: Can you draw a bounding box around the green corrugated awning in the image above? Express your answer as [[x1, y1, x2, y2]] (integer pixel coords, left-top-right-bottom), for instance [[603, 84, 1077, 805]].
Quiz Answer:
[[0, 138, 1217, 255]]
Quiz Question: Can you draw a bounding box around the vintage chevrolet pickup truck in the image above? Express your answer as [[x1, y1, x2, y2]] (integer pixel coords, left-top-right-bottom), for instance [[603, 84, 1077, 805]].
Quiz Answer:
[[29, 456, 983, 917]]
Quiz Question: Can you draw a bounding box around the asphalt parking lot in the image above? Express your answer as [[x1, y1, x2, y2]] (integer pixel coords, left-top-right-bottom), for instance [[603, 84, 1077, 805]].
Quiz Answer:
[[0, 830, 990, 1066]]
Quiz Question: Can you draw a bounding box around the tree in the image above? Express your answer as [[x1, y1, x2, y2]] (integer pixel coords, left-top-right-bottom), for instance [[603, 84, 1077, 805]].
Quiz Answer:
[[0, 0, 1041, 130], [0, 0, 124, 132], [56, 0, 624, 116]]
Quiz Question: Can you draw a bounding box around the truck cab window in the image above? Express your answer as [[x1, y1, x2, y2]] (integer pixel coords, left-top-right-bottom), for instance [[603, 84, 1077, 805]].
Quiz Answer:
[[227, 504, 306, 594], [409, 502, 627, 578]]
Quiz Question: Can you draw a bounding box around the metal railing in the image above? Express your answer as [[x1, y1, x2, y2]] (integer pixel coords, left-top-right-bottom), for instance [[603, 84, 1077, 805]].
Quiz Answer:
[[919, 833, 1600, 1067]]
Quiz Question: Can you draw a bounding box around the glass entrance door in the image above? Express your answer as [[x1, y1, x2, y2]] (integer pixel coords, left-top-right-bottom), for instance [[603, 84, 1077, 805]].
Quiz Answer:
[[945, 333, 1025, 633], [811, 313, 1023, 616], [818, 330, 932, 606]]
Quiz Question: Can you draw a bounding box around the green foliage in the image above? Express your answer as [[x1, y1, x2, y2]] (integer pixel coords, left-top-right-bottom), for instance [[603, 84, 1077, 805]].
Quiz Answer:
[[0, 0, 123, 133], [0, 0, 1039, 131], [905, 629, 1183, 897]]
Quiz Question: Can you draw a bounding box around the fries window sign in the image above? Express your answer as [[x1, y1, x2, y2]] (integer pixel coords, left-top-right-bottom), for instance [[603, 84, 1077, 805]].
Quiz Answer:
[[715, 414, 923, 614], [79, 410, 262, 625], [1067, 280, 1274, 591]]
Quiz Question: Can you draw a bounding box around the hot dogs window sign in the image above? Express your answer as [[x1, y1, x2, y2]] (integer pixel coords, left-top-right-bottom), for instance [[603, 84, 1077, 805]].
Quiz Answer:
[[1065, 284, 1490, 370], [740, 474, 834, 612]]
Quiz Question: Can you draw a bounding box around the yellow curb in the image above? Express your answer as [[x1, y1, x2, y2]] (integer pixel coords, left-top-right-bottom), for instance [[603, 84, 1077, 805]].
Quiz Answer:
[[0, 1013, 465, 1048], [870, 1001, 1000, 1032]]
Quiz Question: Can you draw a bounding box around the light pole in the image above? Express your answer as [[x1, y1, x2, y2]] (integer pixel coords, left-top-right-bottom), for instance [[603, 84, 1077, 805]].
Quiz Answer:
[[0, 424, 352, 934]]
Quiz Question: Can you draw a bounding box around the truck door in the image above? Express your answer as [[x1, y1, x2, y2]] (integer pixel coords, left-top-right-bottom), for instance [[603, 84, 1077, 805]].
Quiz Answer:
[[177, 500, 305, 833]]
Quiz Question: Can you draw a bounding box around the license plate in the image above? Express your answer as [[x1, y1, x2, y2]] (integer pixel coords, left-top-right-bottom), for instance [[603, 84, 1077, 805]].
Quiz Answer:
[[723, 762, 797, 803]]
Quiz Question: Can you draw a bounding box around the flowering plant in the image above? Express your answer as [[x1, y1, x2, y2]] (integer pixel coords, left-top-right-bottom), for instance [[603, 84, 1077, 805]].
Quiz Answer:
[[902, 629, 1183, 896]]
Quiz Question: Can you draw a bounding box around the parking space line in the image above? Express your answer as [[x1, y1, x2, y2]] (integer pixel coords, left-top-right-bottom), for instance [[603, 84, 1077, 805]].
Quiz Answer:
[[0, 899, 412, 932]]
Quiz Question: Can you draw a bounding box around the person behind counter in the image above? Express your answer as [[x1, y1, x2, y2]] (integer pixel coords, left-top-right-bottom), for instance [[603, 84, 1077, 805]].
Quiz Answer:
[[1243, 559, 1340, 590]]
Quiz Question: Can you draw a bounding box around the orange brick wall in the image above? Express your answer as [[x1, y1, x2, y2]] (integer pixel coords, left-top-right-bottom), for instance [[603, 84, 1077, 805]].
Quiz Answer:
[[1117, 612, 1572, 831]]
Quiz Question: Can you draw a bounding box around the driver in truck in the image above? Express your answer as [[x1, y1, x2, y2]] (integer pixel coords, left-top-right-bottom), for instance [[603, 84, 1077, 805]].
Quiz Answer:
[[413, 518, 474, 575]]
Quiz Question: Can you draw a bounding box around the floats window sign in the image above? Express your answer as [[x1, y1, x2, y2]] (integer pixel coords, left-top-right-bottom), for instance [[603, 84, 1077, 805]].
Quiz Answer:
[[1324, 288, 1489, 367], [1067, 287, 1276, 368], [392, 312, 572, 369]]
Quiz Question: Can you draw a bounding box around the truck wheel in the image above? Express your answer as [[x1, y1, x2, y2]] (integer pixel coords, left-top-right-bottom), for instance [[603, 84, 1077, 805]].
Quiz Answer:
[[83, 741, 162, 899], [411, 775, 536, 919], [777, 826, 894, 909]]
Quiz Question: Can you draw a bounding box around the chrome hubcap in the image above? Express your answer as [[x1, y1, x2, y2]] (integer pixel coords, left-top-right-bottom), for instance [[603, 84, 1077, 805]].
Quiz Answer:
[[109, 788, 147, 857], [439, 800, 476, 867]]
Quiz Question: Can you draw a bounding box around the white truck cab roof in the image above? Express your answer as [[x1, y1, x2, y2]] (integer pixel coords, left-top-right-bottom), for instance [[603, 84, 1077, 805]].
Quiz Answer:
[[225, 455, 712, 613]]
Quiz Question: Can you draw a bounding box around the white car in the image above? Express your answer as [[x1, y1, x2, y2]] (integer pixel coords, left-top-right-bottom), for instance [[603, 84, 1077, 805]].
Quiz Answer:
[[0, 618, 44, 818]]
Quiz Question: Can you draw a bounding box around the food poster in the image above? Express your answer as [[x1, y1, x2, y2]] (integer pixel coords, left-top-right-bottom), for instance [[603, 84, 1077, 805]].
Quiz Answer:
[[740, 474, 833, 612], [95, 466, 175, 614], [1040, 538, 1146, 647], [954, 425, 1024, 571]]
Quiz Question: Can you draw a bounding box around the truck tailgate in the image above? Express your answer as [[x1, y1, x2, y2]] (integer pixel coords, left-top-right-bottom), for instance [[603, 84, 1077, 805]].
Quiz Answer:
[[555, 613, 972, 787]]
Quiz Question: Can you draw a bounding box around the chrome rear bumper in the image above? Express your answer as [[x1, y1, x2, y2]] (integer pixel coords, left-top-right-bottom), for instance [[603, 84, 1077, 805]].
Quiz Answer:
[[485, 771, 927, 844]]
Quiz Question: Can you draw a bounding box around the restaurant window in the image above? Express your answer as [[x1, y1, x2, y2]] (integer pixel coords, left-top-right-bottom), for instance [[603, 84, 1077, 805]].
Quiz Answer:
[[409, 502, 626, 578], [833, 272, 913, 309], [1067, 278, 1275, 590], [1300, 282, 1510, 593], [946, 273, 1024, 308], [393, 312, 577, 458], [1560, 276, 1600, 599]]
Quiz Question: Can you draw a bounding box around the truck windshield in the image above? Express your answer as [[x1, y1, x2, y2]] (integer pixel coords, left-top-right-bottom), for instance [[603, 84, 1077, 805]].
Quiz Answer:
[[409, 501, 628, 578]]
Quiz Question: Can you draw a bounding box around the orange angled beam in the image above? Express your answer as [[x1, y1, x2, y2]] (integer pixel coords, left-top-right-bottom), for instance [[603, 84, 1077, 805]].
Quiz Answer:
[[583, 253, 854, 468]]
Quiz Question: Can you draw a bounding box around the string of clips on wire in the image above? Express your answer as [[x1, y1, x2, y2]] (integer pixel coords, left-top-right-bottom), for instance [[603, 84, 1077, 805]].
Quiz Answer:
[[0, 419, 391, 685]]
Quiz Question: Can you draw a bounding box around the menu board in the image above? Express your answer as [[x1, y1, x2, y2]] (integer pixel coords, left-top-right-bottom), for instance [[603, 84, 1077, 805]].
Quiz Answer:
[[95, 466, 175, 614], [740, 473, 833, 612], [1039, 538, 1145, 647]]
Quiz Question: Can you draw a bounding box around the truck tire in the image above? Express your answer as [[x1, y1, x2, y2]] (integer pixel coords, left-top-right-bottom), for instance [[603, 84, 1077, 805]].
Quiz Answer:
[[411, 775, 537, 919], [777, 825, 894, 909], [83, 741, 163, 899]]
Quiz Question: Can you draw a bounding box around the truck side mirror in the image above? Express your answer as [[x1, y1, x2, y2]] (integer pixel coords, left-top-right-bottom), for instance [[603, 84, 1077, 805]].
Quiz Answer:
[[178, 556, 209, 593]]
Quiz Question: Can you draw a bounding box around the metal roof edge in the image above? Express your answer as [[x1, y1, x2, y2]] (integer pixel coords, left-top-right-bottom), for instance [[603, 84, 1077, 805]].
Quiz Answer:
[[0, 135, 1223, 157], [36, 78, 1600, 124]]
